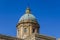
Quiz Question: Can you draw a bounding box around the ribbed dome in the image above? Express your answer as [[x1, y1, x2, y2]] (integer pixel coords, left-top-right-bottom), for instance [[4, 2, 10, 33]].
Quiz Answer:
[[18, 7, 37, 23]]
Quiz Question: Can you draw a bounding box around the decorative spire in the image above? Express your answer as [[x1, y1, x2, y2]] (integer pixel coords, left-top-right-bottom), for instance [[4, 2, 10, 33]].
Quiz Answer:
[[26, 7, 31, 14]]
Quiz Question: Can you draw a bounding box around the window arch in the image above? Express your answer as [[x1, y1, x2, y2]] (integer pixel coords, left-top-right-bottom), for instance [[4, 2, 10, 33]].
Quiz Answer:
[[24, 28, 27, 32], [32, 28, 35, 33]]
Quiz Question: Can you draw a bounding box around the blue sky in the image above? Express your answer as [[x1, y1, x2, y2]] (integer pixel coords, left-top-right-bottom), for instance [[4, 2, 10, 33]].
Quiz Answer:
[[0, 0, 60, 39]]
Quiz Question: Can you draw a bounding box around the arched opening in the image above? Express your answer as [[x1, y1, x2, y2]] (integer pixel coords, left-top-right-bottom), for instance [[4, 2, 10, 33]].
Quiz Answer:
[[24, 28, 27, 33], [32, 28, 35, 33]]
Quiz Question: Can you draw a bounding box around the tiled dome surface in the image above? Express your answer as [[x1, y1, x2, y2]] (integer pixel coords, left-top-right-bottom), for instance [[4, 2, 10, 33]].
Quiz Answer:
[[18, 7, 37, 23]]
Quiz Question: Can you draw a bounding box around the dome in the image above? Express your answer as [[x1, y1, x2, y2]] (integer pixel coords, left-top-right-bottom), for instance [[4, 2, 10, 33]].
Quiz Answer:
[[18, 7, 37, 23]]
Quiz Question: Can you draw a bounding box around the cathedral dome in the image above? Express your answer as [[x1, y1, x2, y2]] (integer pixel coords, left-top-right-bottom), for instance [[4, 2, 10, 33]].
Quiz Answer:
[[18, 7, 37, 23]]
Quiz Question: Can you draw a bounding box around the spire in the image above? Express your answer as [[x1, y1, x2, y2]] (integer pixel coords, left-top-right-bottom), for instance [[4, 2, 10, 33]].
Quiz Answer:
[[26, 7, 31, 14]]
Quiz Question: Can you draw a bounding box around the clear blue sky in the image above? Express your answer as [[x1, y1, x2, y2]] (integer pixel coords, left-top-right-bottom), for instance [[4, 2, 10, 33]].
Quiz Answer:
[[0, 0, 60, 38]]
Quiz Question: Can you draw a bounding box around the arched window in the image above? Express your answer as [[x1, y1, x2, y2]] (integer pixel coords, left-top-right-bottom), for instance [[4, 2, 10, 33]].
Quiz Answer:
[[32, 28, 35, 33], [24, 28, 27, 32]]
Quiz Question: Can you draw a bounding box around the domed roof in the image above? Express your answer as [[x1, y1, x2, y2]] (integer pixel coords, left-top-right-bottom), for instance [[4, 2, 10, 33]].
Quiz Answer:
[[18, 7, 37, 23]]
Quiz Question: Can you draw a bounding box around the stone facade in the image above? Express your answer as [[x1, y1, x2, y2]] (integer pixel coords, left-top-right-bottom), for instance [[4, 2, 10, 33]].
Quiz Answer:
[[0, 34, 56, 40], [17, 22, 39, 39], [0, 34, 23, 40]]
